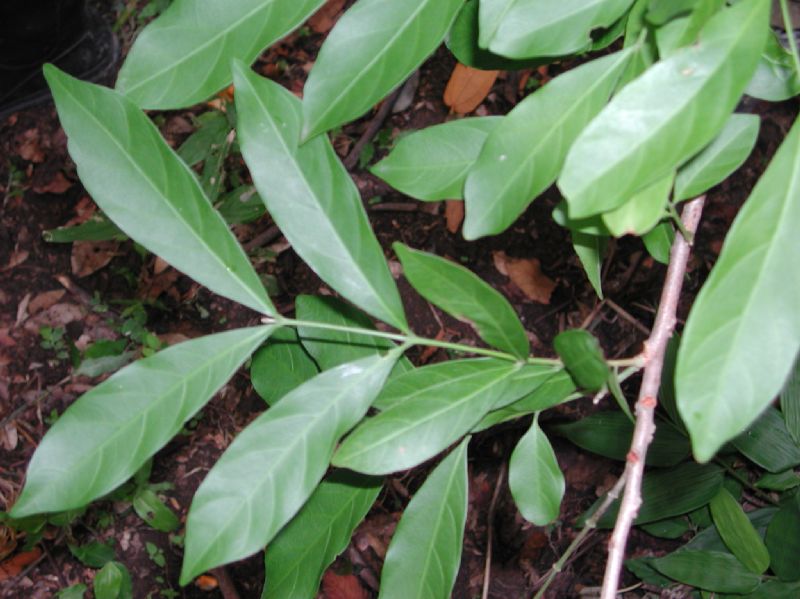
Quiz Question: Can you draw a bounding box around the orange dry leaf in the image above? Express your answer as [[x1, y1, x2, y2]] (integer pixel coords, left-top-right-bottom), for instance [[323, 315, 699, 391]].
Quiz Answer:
[[0, 548, 41, 581], [321, 571, 368, 599], [444, 200, 464, 233], [194, 574, 218, 591], [443, 64, 499, 114], [309, 0, 346, 33], [493, 251, 556, 304]]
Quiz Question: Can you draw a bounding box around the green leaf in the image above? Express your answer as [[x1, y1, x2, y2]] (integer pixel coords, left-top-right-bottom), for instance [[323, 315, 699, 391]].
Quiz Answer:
[[731, 408, 800, 473], [677, 112, 800, 462], [371, 118, 500, 201], [301, 0, 464, 140], [601, 173, 673, 237], [44, 219, 125, 243], [754, 470, 800, 491], [295, 295, 412, 376], [234, 64, 407, 331], [446, 0, 549, 70], [44, 66, 274, 316], [745, 32, 800, 102], [181, 353, 397, 584], [463, 49, 632, 239], [473, 369, 576, 431], [395, 244, 528, 358], [478, 0, 635, 59], [551, 412, 691, 467], [674, 113, 760, 202], [116, 0, 325, 109], [216, 186, 266, 225], [251, 327, 319, 405], [262, 470, 381, 599], [781, 353, 800, 445], [596, 462, 724, 527], [642, 222, 675, 265], [765, 497, 800, 581], [94, 561, 133, 599], [334, 360, 520, 474], [11, 326, 273, 517], [650, 550, 761, 594], [742, 581, 800, 598], [491, 363, 567, 411], [558, 0, 769, 218], [709, 488, 770, 573], [509, 416, 564, 525], [640, 516, 691, 539], [553, 329, 610, 391], [177, 111, 230, 166], [646, 0, 696, 25], [572, 231, 607, 299], [68, 539, 115, 568], [377, 438, 468, 599], [683, 507, 776, 553], [133, 488, 180, 532], [55, 584, 88, 599]]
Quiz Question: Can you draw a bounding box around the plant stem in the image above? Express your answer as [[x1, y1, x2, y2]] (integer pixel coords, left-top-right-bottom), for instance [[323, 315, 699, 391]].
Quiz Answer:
[[714, 458, 779, 506], [780, 0, 800, 76], [533, 473, 628, 599], [600, 196, 705, 599]]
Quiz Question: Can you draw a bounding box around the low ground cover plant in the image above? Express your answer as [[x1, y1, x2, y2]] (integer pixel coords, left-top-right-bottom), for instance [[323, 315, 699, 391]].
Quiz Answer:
[[7, 0, 800, 596]]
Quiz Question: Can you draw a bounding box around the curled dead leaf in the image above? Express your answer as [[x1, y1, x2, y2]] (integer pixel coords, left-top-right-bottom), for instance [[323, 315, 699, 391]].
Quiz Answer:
[[445, 200, 464, 233], [28, 290, 66, 315], [493, 251, 556, 304], [444, 64, 499, 114], [71, 240, 119, 278], [321, 571, 368, 599]]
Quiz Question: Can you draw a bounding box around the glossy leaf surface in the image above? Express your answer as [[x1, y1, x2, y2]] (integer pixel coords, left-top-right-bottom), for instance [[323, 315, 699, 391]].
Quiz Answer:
[[378, 439, 468, 599], [674, 113, 760, 201], [181, 353, 397, 583], [250, 327, 319, 406], [44, 66, 274, 315], [334, 360, 519, 474], [509, 417, 564, 524], [677, 114, 800, 462], [642, 222, 675, 265], [601, 173, 673, 237], [463, 50, 631, 239], [371, 118, 499, 201], [709, 487, 769, 574], [765, 496, 800, 581], [395, 244, 528, 358], [650, 550, 761, 593], [262, 470, 381, 599], [552, 412, 690, 467], [116, 0, 324, 109], [234, 64, 407, 330], [731, 408, 800, 473], [553, 329, 609, 391], [11, 326, 273, 517], [302, 0, 463, 139], [479, 0, 635, 59], [559, 0, 769, 217]]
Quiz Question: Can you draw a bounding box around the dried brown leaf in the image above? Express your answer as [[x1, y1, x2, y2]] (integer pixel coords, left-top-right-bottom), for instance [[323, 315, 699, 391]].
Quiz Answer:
[[32, 172, 73, 194], [309, 0, 346, 33], [445, 200, 464, 233], [443, 64, 499, 114], [71, 240, 119, 278], [321, 571, 368, 599], [493, 251, 556, 304], [28, 290, 66, 315]]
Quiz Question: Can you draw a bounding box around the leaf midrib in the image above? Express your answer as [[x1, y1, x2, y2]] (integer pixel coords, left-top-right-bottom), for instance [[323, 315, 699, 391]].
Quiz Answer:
[[60, 79, 270, 313]]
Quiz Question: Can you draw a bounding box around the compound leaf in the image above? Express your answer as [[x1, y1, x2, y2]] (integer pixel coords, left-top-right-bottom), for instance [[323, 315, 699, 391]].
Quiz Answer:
[[674, 113, 760, 201], [463, 49, 631, 239], [302, 0, 463, 140], [116, 0, 325, 109], [377, 438, 468, 599], [181, 353, 398, 584], [559, 0, 769, 218], [334, 360, 520, 474], [262, 470, 381, 599], [11, 326, 274, 517], [44, 66, 274, 316], [395, 243, 528, 358], [234, 63, 407, 331], [509, 416, 564, 525], [371, 117, 500, 201], [677, 114, 800, 462]]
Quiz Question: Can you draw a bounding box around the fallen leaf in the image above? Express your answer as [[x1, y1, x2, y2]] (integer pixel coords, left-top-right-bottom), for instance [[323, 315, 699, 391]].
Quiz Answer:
[[443, 64, 499, 114], [15, 293, 31, 326], [139, 268, 180, 302], [445, 200, 464, 233], [32, 172, 73, 194], [308, 0, 346, 33], [194, 575, 218, 591], [0, 548, 41, 581], [493, 251, 556, 304], [24, 303, 84, 332], [0, 423, 17, 451], [71, 240, 119, 277], [27, 290, 66, 315], [3, 249, 29, 271], [0, 524, 16, 562], [16, 129, 44, 163], [321, 571, 368, 599]]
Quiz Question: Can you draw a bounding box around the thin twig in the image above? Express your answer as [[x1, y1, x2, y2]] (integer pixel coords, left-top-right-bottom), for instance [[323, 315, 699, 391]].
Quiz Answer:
[[482, 462, 507, 599], [211, 566, 241, 599], [533, 473, 628, 599], [344, 83, 406, 170], [243, 225, 281, 252], [600, 196, 705, 599]]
